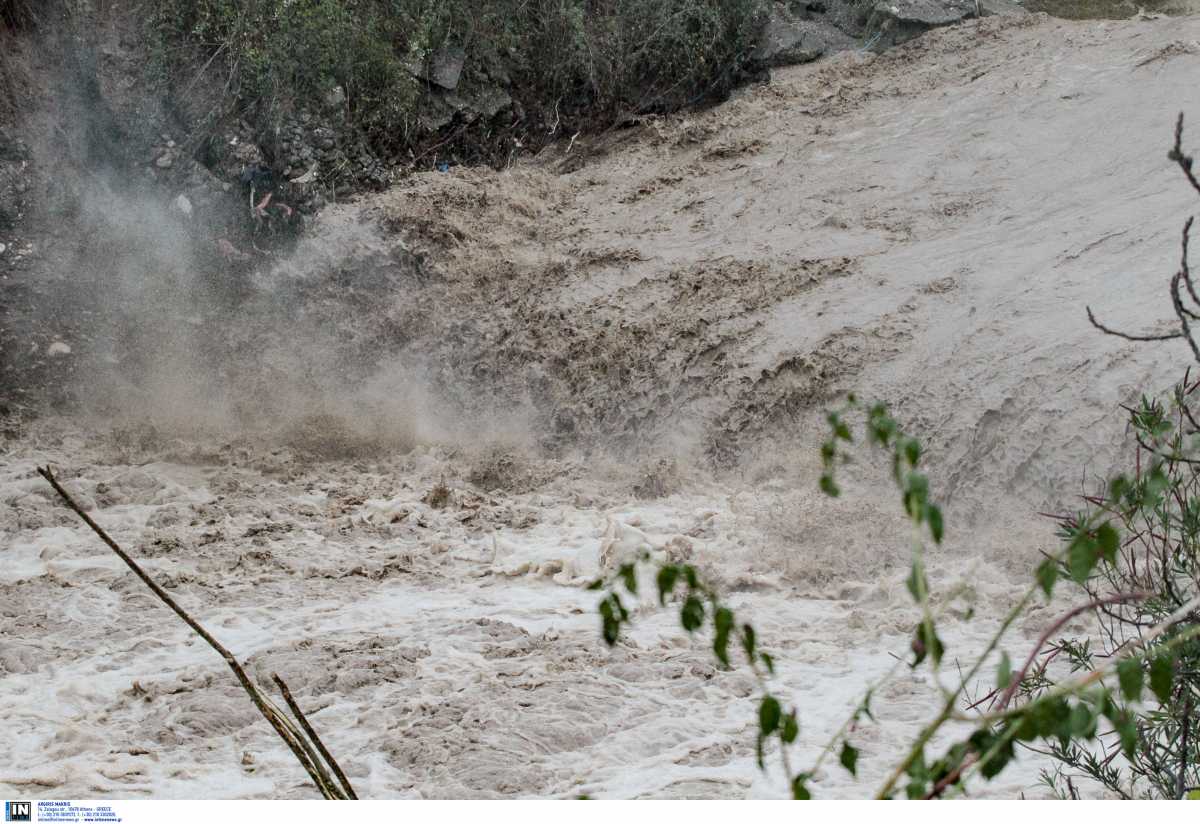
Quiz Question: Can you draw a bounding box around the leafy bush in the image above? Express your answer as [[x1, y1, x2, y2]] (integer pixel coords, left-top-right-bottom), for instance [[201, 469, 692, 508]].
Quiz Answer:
[[1026, 381, 1200, 798], [151, 0, 422, 145]]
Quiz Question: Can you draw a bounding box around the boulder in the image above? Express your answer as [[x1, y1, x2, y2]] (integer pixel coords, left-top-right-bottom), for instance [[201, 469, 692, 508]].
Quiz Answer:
[[865, 0, 1027, 50], [429, 45, 467, 91], [753, 5, 858, 67]]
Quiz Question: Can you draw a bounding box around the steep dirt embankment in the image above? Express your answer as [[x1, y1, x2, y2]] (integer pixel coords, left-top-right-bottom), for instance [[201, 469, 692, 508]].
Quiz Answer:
[[2, 13, 1200, 801]]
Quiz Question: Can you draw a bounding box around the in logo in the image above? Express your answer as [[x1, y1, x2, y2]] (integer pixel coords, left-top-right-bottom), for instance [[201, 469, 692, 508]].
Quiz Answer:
[[4, 802, 30, 822]]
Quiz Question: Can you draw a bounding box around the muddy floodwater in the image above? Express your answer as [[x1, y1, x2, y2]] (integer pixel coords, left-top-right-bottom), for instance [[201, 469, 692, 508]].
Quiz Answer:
[[3, 11, 1200, 799]]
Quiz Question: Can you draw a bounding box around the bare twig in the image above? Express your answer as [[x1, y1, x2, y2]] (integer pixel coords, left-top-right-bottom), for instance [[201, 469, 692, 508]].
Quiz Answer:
[[272, 674, 358, 800], [1169, 113, 1200, 197], [1170, 271, 1200, 363], [1086, 306, 1183, 342], [1179, 695, 1192, 800], [993, 592, 1152, 713], [37, 466, 354, 800]]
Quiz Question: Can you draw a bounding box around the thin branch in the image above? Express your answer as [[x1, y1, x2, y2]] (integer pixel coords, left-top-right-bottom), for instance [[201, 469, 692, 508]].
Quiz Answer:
[[1086, 306, 1183, 342], [1171, 271, 1200, 363], [37, 466, 352, 800], [1177, 217, 1198, 309], [924, 751, 978, 799], [1169, 113, 1200, 197], [994, 592, 1152, 713], [272, 674, 359, 800], [1179, 695, 1193, 800]]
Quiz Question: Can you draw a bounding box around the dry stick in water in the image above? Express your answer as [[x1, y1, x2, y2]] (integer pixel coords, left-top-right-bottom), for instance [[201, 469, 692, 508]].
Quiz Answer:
[[37, 465, 356, 800], [273, 674, 358, 800]]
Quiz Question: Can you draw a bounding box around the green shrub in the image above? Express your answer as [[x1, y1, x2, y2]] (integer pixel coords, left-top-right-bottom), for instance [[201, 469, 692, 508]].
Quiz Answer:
[[150, 0, 768, 161], [1029, 383, 1200, 798]]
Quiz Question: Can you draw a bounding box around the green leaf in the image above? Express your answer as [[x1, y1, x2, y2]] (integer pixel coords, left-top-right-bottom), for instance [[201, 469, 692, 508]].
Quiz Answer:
[[819, 473, 840, 498], [791, 774, 812, 800], [618, 563, 637, 595], [820, 440, 836, 467], [1095, 523, 1120, 565], [759, 695, 782, 736], [827, 412, 852, 442], [1067, 535, 1099, 584], [997, 652, 1013, 692], [1187, 789, 1200, 800], [680, 596, 704, 632], [860, 689, 876, 723], [1117, 657, 1144, 703], [1036, 558, 1058, 599], [1108, 474, 1131, 506], [1068, 702, 1097, 740], [740, 623, 757, 660], [612, 592, 629, 621], [1150, 653, 1174, 704], [1029, 696, 1071, 739], [1111, 709, 1138, 758], [760, 652, 775, 675], [926, 504, 944, 544], [979, 738, 1014, 780], [713, 607, 734, 668], [903, 473, 929, 520], [903, 437, 921, 467], [839, 742, 859, 776], [905, 561, 926, 603], [599, 595, 622, 646], [586, 578, 605, 591], [656, 565, 679, 606], [911, 622, 945, 668], [781, 712, 799, 744]]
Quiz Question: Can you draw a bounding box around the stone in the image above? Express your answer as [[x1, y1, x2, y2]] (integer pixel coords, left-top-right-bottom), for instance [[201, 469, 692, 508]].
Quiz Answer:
[[429, 45, 467, 90], [465, 86, 512, 120], [865, 0, 1026, 50], [172, 193, 193, 217], [155, 152, 173, 169], [753, 5, 855, 67]]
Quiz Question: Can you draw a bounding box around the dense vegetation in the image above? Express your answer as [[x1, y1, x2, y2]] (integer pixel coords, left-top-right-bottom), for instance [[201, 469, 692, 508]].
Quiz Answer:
[[151, 0, 769, 161]]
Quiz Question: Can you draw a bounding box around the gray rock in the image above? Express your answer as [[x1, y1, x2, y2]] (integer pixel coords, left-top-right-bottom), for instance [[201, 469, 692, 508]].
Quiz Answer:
[[429, 45, 467, 90], [474, 86, 513, 120], [753, 5, 857, 67], [865, 0, 1026, 50], [155, 152, 173, 169]]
